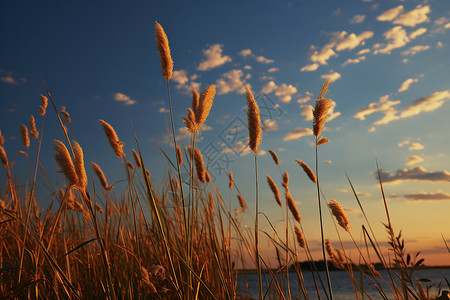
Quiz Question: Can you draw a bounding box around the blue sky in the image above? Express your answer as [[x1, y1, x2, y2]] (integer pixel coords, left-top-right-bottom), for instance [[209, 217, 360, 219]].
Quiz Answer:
[[1, 0, 450, 265]]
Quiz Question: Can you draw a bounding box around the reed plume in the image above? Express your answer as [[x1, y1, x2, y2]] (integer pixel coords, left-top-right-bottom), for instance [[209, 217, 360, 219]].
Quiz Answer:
[[18, 151, 28, 157], [294, 226, 306, 248], [132, 149, 141, 168], [282, 171, 289, 189], [0, 145, 8, 166], [0, 130, 4, 145], [295, 159, 317, 183], [192, 88, 199, 112], [205, 170, 211, 183], [228, 171, 234, 189], [39, 94, 48, 116], [328, 198, 350, 232], [60, 106, 71, 123], [127, 162, 134, 170], [155, 21, 173, 81], [54, 140, 78, 187], [266, 174, 281, 207], [268, 149, 279, 165], [73, 141, 87, 189], [91, 162, 114, 191], [195, 85, 216, 127], [237, 194, 246, 212], [245, 87, 262, 154], [325, 239, 344, 269], [99, 119, 124, 158], [176, 145, 183, 165], [29, 115, 39, 139], [317, 137, 329, 146], [194, 148, 206, 183], [313, 78, 332, 137], [183, 108, 198, 133], [20, 124, 30, 148], [286, 189, 301, 223]]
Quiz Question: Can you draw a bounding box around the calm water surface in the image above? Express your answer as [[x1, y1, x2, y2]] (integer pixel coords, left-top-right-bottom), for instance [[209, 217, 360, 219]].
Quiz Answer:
[[237, 269, 450, 299]]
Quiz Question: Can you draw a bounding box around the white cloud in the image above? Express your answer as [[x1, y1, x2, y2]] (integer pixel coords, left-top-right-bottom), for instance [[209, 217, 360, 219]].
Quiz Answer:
[[336, 31, 374, 51], [300, 63, 320, 72], [263, 119, 279, 131], [398, 78, 419, 92], [216, 69, 247, 95], [435, 17, 449, 26], [437, 41, 443, 48], [244, 65, 252, 70], [197, 44, 232, 71], [172, 69, 201, 93], [377, 5, 404, 22], [404, 191, 450, 201], [0, 76, 17, 84], [354, 95, 401, 123], [0, 71, 26, 85], [409, 142, 424, 151], [113, 92, 137, 105], [260, 81, 297, 103], [300, 105, 314, 121], [327, 100, 341, 121], [398, 140, 410, 147], [297, 91, 313, 103], [393, 5, 431, 27], [221, 141, 266, 157], [401, 45, 430, 55], [373, 26, 410, 54], [172, 70, 188, 85], [239, 49, 274, 63], [275, 83, 297, 103], [342, 56, 366, 66], [406, 155, 423, 166], [321, 70, 341, 82], [409, 28, 427, 39], [357, 48, 370, 55], [378, 166, 450, 184], [159, 107, 169, 113], [283, 128, 313, 141], [324, 160, 333, 165], [350, 15, 366, 24], [310, 48, 337, 65], [268, 68, 279, 73], [400, 90, 450, 118]]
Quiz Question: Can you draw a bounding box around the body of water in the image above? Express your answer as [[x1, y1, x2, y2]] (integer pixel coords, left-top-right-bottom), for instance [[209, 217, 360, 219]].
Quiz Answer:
[[237, 268, 450, 299]]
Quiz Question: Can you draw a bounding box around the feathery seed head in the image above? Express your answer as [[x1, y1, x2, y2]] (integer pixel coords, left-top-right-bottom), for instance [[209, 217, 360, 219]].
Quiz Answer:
[[328, 198, 351, 231], [195, 85, 216, 127], [313, 78, 332, 137], [54, 140, 78, 186], [268, 149, 279, 165], [294, 226, 306, 248], [99, 119, 124, 158], [91, 162, 114, 191], [0, 130, 4, 145], [205, 170, 211, 183], [176, 146, 183, 165], [20, 124, 30, 148], [132, 149, 141, 168], [317, 137, 330, 146], [295, 159, 317, 183], [194, 148, 206, 183], [286, 190, 301, 223], [237, 194, 247, 212], [246, 86, 262, 154], [29, 115, 39, 139], [184, 108, 198, 133], [192, 88, 199, 112], [155, 21, 173, 81], [73, 141, 87, 189], [0, 145, 8, 166], [282, 171, 289, 189], [228, 171, 234, 189], [266, 174, 281, 207]]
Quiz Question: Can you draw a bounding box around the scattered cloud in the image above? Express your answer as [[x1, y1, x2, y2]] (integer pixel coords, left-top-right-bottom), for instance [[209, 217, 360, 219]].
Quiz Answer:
[[406, 155, 423, 166], [373, 26, 410, 54], [297, 91, 313, 103], [357, 192, 373, 197], [404, 191, 450, 201], [300, 63, 320, 72], [335, 31, 374, 51], [159, 107, 169, 113], [197, 44, 232, 71], [260, 81, 297, 103], [435, 17, 449, 26], [409, 142, 424, 151], [357, 48, 370, 55], [378, 166, 450, 184], [400, 90, 450, 118], [437, 41, 443, 48], [377, 6, 404, 22], [263, 119, 279, 131], [172, 69, 201, 92], [324, 160, 332, 165], [0, 70, 26, 85], [393, 5, 431, 27], [409, 28, 427, 39], [310, 48, 337, 65], [113, 92, 137, 105], [354, 95, 401, 125], [221, 141, 266, 157], [401, 45, 430, 55], [300, 105, 314, 121], [342, 56, 366, 66], [239, 49, 274, 64], [398, 77, 419, 92], [398, 140, 410, 147], [337, 189, 348, 193], [321, 70, 341, 82], [268, 68, 279, 73], [350, 15, 366, 24], [283, 128, 313, 141], [216, 69, 248, 95], [244, 65, 252, 70]]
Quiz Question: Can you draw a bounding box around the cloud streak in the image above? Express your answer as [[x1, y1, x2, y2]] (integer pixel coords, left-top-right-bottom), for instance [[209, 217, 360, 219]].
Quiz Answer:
[[113, 93, 137, 105], [378, 166, 450, 184], [197, 44, 232, 71]]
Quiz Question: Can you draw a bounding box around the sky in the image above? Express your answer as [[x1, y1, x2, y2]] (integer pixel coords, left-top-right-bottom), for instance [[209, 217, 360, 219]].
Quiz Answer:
[[1, 0, 450, 266]]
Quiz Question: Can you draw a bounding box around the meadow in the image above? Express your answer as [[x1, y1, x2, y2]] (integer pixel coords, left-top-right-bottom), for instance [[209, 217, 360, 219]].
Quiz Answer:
[[1, 22, 449, 300]]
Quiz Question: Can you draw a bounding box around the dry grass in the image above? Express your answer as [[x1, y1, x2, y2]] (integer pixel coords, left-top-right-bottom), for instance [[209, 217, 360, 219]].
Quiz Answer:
[[0, 21, 447, 300]]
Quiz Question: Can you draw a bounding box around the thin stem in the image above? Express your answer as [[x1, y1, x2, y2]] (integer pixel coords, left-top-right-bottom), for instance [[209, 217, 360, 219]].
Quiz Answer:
[[254, 154, 263, 300], [316, 136, 333, 300]]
